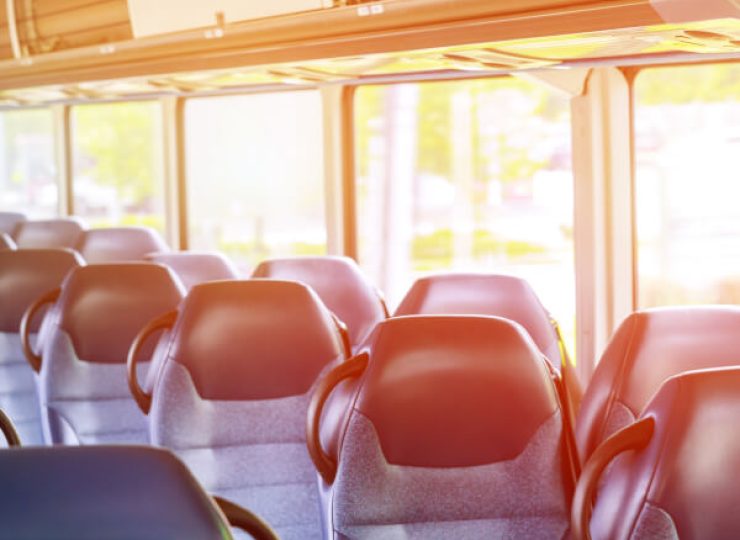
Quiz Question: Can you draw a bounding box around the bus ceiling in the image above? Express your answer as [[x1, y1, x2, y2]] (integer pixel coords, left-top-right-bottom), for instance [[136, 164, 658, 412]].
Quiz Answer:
[[0, 0, 737, 106]]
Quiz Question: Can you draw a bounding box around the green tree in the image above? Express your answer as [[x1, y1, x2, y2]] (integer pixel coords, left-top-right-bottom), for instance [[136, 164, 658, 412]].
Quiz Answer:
[[74, 102, 160, 204]]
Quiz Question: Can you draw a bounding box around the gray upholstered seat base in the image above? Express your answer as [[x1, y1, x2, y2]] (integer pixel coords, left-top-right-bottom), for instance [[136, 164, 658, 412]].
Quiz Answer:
[[0, 333, 44, 446], [151, 360, 325, 540], [328, 412, 569, 540]]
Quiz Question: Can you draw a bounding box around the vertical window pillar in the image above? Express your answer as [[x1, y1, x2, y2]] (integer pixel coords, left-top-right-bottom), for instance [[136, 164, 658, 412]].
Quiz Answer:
[[321, 85, 355, 257], [162, 96, 188, 250], [571, 67, 634, 383], [52, 104, 73, 216]]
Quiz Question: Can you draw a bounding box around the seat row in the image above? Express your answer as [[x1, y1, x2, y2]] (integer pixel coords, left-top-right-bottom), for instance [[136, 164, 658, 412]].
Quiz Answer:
[[2, 214, 740, 538]]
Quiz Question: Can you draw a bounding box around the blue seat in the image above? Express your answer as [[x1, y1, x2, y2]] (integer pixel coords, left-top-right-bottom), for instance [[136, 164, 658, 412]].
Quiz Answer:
[[309, 315, 575, 539], [137, 280, 347, 540], [0, 445, 277, 540], [0, 249, 83, 446], [35, 263, 183, 445], [12, 218, 86, 249]]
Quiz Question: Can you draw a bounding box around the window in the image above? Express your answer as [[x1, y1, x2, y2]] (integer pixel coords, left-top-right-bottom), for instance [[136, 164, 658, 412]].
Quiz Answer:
[[72, 102, 165, 231], [635, 64, 740, 307], [0, 109, 57, 217], [355, 77, 575, 351], [185, 90, 326, 273]]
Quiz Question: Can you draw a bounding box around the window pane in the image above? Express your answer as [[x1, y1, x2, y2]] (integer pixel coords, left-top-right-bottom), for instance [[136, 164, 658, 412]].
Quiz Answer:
[[185, 91, 326, 273], [0, 109, 57, 217], [72, 102, 165, 232], [355, 78, 575, 353], [635, 64, 740, 307]]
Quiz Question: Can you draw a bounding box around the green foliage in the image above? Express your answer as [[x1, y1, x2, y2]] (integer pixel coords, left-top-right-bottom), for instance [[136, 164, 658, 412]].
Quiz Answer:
[[636, 64, 740, 105], [411, 227, 548, 271], [74, 102, 160, 204]]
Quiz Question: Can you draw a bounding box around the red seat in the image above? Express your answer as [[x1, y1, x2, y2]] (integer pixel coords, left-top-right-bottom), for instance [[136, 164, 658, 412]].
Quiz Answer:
[[252, 256, 387, 350], [309, 315, 576, 538], [576, 307, 740, 463], [147, 251, 240, 290], [76, 227, 168, 263], [395, 273, 582, 440], [12, 218, 85, 249], [35, 263, 183, 445], [573, 367, 740, 540], [0, 249, 83, 445]]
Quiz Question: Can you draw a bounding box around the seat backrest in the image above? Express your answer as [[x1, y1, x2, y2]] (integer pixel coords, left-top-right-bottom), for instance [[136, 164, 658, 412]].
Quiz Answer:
[[12, 218, 86, 249], [589, 368, 740, 540], [0, 233, 16, 250], [324, 315, 572, 539], [39, 263, 183, 445], [0, 446, 234, 539], [76, 227, 168, 263], [0, 212, 25, 235], [149, 279, 345, 539], [0, 249, 84, 445], [576, 307, 740, 463], [252, 256, 386, 348], [0, 249, 84, 335], [147, 251, 240, 290], [395, 273, 562, 368]]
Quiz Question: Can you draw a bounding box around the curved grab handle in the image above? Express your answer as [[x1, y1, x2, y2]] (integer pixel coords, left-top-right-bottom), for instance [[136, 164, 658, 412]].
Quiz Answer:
[[571, 417, 655, 540], [375, 287, 390, 319], [306, 352, 368, 485], [0, 409, 21, 447], [127, 310, 177, 415], [213, 496, 279, 540], [331, 313, 352, 360], [20, 288, 60, 373]]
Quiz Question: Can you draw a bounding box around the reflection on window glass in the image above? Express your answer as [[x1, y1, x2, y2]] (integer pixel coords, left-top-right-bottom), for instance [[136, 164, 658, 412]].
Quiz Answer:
[[635, 64, 740, 307], [186, 91, 326, 273], [0, 109, 57, 217], [355, 78, 575, 353], [72, 102, 165, 231]]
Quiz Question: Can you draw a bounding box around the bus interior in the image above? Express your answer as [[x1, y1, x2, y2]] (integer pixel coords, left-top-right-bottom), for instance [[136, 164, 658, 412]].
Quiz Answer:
[[0, 0, 739, 538]]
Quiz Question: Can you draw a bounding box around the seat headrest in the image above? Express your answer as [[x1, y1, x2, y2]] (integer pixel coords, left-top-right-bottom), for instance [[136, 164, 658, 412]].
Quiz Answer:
[[394, 273, 560, 364], [354, 315, 559, 467], [577, 306, 740, 460], [169, 280, 344, 400], [147, 251, 240, 290], [12, 218, 86, 249], [0, 446, 231, 539], [0, 249, 84, 333], [0, 233, 16, 250], [0, 212, 25, 235], [76, 227, 168, 263], [58, 264, 184, 363], [252, 256, 385, 346]]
